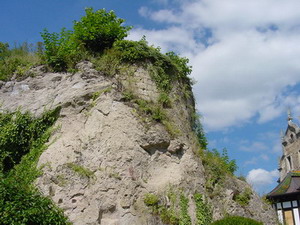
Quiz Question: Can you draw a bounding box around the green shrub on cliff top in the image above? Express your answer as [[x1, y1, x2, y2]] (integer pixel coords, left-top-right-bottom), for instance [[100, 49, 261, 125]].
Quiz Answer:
[[41, 7, 131, 72], [114, 38, 192, 93], [41, 28, 84, 72], [73, 7, 132, 53]]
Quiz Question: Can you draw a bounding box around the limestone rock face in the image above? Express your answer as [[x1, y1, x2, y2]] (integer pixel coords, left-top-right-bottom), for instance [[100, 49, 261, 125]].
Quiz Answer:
[[0, 62, 276, 225]]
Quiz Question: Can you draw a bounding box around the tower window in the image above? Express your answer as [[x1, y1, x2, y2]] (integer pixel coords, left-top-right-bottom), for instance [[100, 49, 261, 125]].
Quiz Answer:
[[287, 156, 292, 171]]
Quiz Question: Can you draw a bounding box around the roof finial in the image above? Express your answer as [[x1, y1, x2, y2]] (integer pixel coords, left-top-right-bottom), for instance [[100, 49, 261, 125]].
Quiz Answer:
[[287, 108, 293, 122]]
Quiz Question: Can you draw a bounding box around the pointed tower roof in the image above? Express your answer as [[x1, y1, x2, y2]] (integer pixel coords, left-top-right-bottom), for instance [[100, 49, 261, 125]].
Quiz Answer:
[[283, 108, 300, 138], [268, 171, 300, 198]]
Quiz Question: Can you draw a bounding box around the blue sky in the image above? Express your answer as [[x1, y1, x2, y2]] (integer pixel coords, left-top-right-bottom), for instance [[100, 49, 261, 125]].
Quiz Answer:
[[2, 0, 300, 194]]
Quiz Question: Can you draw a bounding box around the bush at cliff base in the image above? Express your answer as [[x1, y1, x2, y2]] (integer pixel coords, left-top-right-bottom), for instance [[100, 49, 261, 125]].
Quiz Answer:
[[0, 108, 70, 224], [211, 216, 263, 225]]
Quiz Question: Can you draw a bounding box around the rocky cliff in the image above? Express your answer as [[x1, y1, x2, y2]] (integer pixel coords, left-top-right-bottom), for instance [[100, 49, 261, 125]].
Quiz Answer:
[[0, 62, 277, 225]]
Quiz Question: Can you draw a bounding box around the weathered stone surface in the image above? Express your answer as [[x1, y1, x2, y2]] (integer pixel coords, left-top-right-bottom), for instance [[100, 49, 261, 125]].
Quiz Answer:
[[209, 178, 277, 223], [0, 62, 276, 225]]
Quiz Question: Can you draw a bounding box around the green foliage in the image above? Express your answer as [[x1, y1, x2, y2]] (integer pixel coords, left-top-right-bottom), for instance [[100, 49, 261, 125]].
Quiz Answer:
[[0, 42, 9, 60], [41, 8, 131, 72], [202, 148, 237, 176], [73, 8, 132, 53], [166, 51, 192, 82], [211, 216, 263, 225], [201, 148, 237, 192], [144, 192, 197, 225], [144, 193, 159, 207], [114, 38, 192, 84], [0, 108, 70, 224], [114, 38, 192, 93], [41, 28, 85, 72], [0, 107, 60, 173], [233, 188, 252, 206], [128, 95, 179, 137], [67, 163, 94, 178], [0, 175, 70, 225], [219, 149, 238, 174], [134, 99, 166, 122], [92, 87, 112, 101], [151, 105, 167, 122], [261, 195, 272, 206], [192, 112, 208, 149], [237, 175, 247, 182], [85, 87, 113, 110], [122, 90, 134, 101], [193, 112, 238, 194], [158, 92, 172, 108], [114, 38, 162, 63], [93, 48, 122, 76], [160, 207, 179, 225], [162, 120, 181, 137], [144, 192, 180, 225], [179, 194, 191, 225], [194, 193, 212, 225], [0, 42, 41, 81]]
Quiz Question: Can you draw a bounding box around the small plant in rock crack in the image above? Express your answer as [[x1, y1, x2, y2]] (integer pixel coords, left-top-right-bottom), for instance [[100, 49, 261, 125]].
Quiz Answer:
[[66, 163, 94, 178]]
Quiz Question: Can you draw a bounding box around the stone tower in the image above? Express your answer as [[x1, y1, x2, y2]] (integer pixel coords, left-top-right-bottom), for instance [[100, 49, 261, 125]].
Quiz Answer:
[[279, 110, 300, 181]]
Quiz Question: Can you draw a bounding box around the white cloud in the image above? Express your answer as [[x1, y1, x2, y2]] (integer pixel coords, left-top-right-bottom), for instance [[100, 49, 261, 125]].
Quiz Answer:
[[244, 157, 258, 166], [260, 154, 270, 161], [138, 7, 151, 18], [130, 0, 300, 131], [151, 9, 181, 24], [129, 27, 203, 55], [240, 141, 268, 152], [244, 154, 269, 166], [151, 0, 300, 32], [246, 168, 279, 192]]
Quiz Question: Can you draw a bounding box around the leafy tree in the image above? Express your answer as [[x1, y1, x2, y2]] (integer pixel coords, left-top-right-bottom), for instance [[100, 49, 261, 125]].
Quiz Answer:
[[221, 148, 237, 174], [73, 7, 132, 53], [40, 28, 83, 71], [41, 8, 131, 71]]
